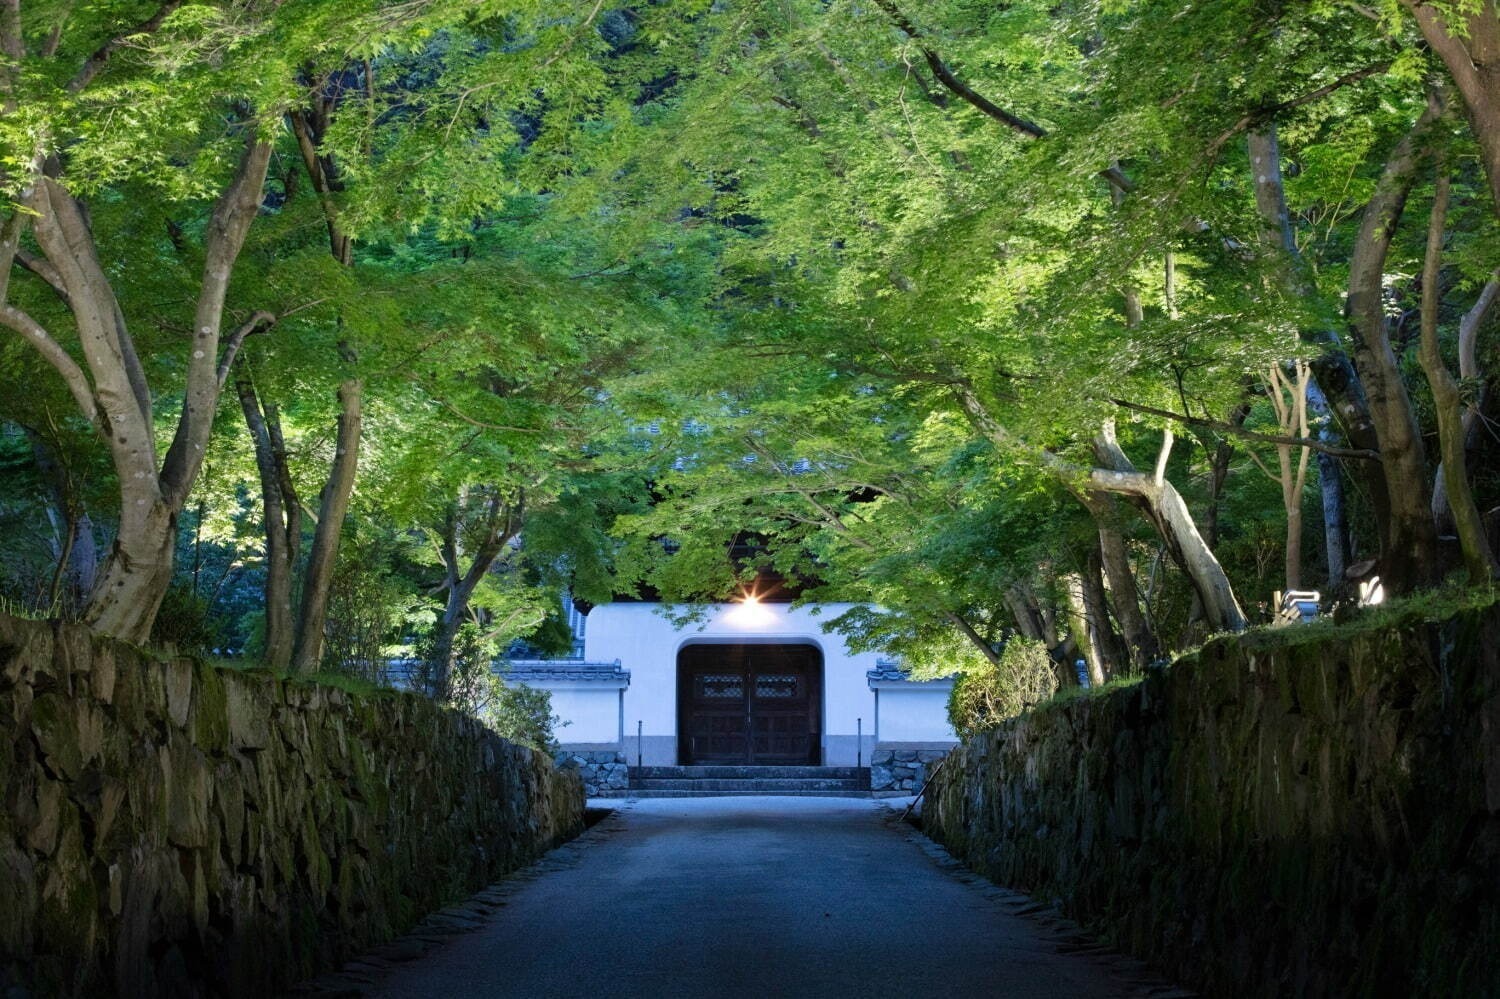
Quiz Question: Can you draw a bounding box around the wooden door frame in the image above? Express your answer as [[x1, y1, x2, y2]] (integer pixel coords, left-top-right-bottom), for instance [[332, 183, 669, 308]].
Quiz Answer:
[[675, 640, 825, 766]]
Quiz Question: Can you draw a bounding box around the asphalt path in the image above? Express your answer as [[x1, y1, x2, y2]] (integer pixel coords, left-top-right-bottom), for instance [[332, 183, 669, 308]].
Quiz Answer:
[[346, 797, 1177, 999]]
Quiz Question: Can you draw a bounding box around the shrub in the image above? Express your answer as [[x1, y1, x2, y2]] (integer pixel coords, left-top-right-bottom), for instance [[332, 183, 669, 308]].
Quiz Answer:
[[947, 636, 1057, 738], [418, 622, 564, 752], [149, 583, 221, 654]]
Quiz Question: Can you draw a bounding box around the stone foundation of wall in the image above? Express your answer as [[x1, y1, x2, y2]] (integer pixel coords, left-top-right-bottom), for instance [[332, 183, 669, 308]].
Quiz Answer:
[[924, 602, 1500, 997], [555, 750, 628, 796], [869, 748, 948, 793], [0, 614, 584, 997]]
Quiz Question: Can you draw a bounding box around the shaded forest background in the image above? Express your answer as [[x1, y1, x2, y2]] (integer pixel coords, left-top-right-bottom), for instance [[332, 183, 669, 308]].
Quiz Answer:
[[2, 0, 1499, 721]]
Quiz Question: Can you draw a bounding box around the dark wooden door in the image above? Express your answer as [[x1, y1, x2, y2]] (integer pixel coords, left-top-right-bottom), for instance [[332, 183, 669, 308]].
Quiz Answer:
[[678, 644, 821, 765]]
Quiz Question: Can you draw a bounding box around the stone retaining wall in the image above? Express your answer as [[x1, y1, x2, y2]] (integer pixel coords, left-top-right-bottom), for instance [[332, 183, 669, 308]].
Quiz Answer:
[[555, 750, 628, 796], [924, 602, 1500, 997], [869, 748, 947, 794], [0, 614, 584, 997]]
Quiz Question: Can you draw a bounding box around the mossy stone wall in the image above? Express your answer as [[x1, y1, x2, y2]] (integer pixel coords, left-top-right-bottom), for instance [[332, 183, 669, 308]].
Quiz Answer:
[[0, 613, 584, 997], [925, 604, 1500, 997]]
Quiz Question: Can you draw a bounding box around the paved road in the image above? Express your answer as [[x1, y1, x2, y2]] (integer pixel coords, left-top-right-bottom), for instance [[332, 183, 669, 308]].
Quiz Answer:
[[354, 797, 1165, 999]]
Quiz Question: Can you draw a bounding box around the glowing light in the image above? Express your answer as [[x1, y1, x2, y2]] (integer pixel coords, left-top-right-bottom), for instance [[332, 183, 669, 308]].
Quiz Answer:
[[1358, 575, 1385, 607], [726, 592, 776, 628]]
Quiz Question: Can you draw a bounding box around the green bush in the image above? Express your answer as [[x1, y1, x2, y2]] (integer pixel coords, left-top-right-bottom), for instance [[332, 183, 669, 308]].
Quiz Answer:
[[947, 636, 1057, 738], [149, 583, 221, 654], [487, 681, 564, 753], [419, 622, 564, 752]]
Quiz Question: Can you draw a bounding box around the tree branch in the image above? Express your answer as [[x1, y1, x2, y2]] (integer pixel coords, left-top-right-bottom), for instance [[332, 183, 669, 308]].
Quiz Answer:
[[1459, 272, 1500, 382], [870, 0, 1133, 193], [159, 131, 272, 505], [16, 248, 71, 305], [216, 310, 276, 389], [1110, 397, 1381, 459], [0, 304, 100, 424], [67, 0, 185, 93], [1153, 427, 1174, 485], [945, 611, 1002, 665], [1203, 61, 1393, 168]]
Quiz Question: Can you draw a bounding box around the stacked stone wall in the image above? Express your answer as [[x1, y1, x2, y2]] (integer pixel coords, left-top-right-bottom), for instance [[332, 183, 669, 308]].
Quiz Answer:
[[869, 748, 947, 794], [925, 603, 1500, 997], [0, 614, 584, 997], [555, 750, 628, 796]]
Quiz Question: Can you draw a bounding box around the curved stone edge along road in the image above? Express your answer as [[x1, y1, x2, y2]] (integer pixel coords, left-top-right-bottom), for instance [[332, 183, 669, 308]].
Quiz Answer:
[[292, 797, 1194, 999]]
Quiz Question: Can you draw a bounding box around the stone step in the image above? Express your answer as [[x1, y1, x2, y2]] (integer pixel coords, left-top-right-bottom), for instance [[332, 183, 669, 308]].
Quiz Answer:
[[632, 765, 867, 781], [632, 778, 863, 792]]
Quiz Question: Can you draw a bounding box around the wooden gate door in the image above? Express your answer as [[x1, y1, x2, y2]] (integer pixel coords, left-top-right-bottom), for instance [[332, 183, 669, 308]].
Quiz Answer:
[[678, 644, 821, 765]]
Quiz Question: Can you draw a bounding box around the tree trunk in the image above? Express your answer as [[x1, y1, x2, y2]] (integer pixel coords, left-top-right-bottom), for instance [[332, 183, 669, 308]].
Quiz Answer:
[[1080, 487, 1158, 671], [1248, 126, 1393, 546], [953, 386, 1247, 634], [1, 133, 273, 642], [237, 378, 302, 670], [1417, 165, 1497, 583], [1091, 423, 1249, 633], [28, 430, 97, 612], [80, 506, 178, 642], [1405, 3, 1500, 217], [1004, 581, 1079, 688], [429, 505, 470, 703], [1433, 274, 1500, 528], [1063, 573, 1105, 688], [1193, 399, 1249, 550], [1344, 101, 1445, 595], [1307, 380, 1352, 584], [69, 512, 97, 601], [1080, 543, 1125, 681], [291, 379, 362, 672], [1285, 502, 1305, 591], [1266, 361, 1314, 591], [1097, 522, 1156, 671], [427, 488, 523, 702]]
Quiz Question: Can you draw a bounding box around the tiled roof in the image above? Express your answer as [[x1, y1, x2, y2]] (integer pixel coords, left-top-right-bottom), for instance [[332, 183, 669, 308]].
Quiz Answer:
[[866, 659, 956, 686], [501, 659, 630, 686], [866, 660, 911, 683]]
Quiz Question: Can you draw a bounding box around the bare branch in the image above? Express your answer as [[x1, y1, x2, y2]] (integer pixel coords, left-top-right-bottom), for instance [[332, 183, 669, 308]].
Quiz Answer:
[[159, 131, 272, 505], [1459, 272, 1500, 381], [872, 0, 1042, 137]]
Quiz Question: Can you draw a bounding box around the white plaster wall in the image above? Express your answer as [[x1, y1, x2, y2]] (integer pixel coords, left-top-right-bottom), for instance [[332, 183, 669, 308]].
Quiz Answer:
[[520, 685, 620, 745], [583, 602, 888, 765], [876, 686, 957, 744]]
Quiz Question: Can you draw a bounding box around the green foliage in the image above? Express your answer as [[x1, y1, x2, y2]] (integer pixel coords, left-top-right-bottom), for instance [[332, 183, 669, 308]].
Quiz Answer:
[[4, 0, 1499, 706], [423, 623, 563, 752], [486, 682, 564, 755], [323, 524, 431, 678], [149, 584, 222, 655], [947, 638, 1058, 738]]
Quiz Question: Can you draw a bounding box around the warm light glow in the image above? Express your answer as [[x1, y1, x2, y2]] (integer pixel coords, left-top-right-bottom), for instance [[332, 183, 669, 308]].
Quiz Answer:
[[726, 592, 775, 628]]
